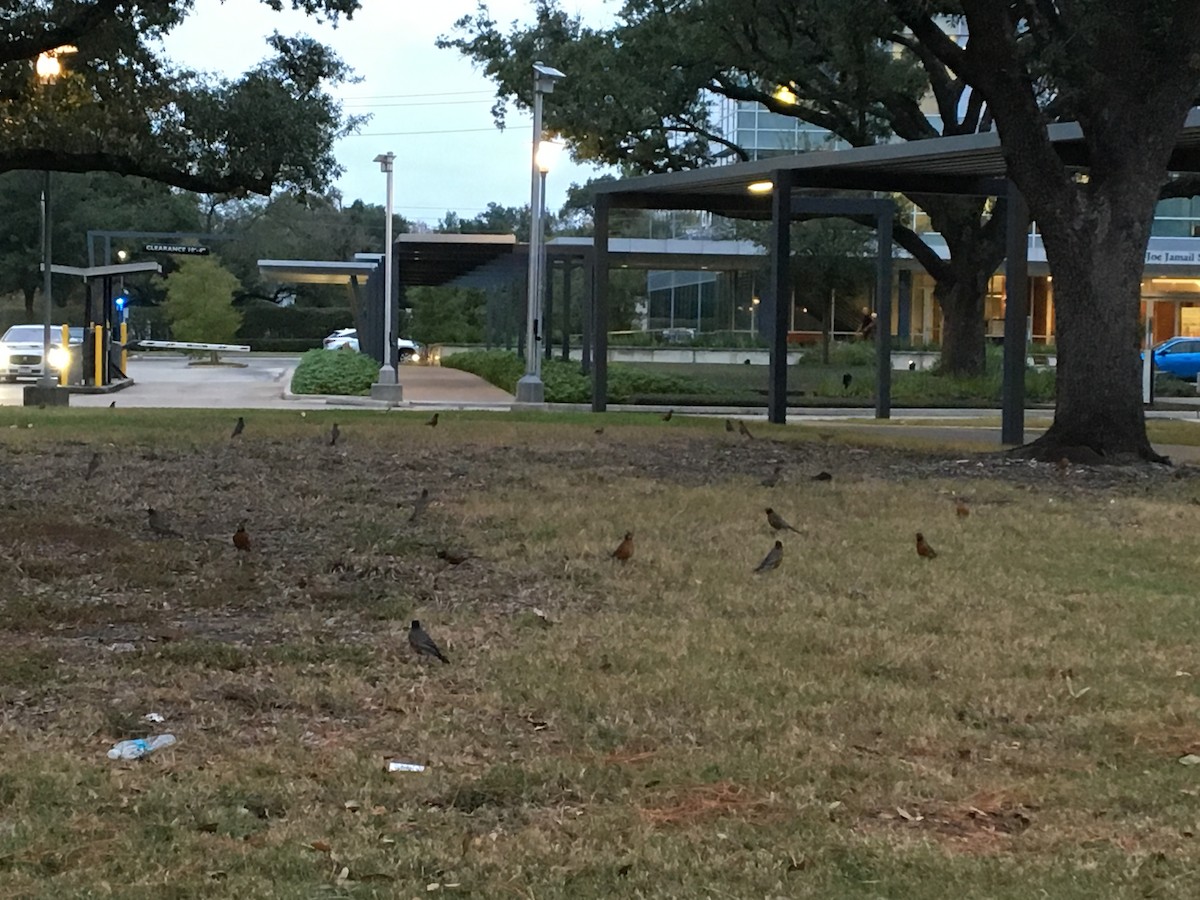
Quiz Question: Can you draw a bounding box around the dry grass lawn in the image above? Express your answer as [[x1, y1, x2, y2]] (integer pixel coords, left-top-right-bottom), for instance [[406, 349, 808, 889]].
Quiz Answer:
[[1, 407, 1200, 898]]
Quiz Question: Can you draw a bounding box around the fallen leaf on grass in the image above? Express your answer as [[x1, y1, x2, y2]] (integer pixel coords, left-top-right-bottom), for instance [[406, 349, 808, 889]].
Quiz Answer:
[[308, 840, 332, 853]]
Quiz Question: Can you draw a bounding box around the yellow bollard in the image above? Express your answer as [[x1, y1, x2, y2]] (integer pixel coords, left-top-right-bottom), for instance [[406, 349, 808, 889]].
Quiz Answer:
[[59, 323, 69, 386], [93, 325, 103, 386], [120, 321, 128, 376]]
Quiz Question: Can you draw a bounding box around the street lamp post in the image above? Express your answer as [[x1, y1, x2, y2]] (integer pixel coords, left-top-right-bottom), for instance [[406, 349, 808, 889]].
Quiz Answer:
[[535, 139, 564, 362], [31, 45, 76, 402], [370, 152, 403, 404], [516, 62, 566, 404]]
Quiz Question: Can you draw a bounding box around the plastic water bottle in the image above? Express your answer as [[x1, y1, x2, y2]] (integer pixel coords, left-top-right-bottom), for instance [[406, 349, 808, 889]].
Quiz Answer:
[[107, 734, 177, 760]]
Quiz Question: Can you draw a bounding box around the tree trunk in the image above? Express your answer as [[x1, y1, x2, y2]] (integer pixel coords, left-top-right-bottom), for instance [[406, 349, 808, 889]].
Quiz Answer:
[[933, 277, 986, 375], [22, 285, 34, 316], [1024, 214, 1165, 463]]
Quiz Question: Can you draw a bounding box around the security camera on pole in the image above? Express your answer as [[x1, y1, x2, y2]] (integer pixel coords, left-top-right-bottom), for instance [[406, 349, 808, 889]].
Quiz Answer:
[[515, 62, 565, 405]]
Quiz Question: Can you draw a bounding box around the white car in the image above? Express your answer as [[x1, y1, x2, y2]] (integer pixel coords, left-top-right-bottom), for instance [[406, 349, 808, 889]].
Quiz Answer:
[[322, 328, 423, 362], [0, 324, 82, 382]]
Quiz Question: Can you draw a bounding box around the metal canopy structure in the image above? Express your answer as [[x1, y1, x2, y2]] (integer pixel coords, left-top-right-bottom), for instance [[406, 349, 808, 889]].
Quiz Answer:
[[589, 112, 1200, 440], [394, 233, 517, 286]]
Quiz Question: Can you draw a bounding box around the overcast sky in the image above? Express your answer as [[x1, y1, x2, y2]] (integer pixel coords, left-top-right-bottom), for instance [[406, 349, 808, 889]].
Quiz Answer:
[[162, 0, 613, 228]]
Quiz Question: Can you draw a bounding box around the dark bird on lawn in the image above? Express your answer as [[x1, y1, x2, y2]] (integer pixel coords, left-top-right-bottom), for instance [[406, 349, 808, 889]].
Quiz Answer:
[[738, 420, 754, 440], [409, 620, 449, 664], [811, 471, 833, 482], [955, 497, 970, 518], [761, 466, 782, 488], [146, 508, 182, 537], [908, 360, 917, 371], [1056, 456, 1069, 476], [409, 488, 430, 523], [754, 539, 784, 573], [233, 522, 252, 552], [725, 419, 735, 433], [85, 452, 101, 481], [230, 416, 245, 439], [842, 373, 853, 390], [765, 507, 801, 534], [661, 409, 673, 422], [329, 423, 340, 446], [916, 532, 937, 560], [594, 427, 605, 435], [426, 412, 439, 428], [436, 547, 470, 565], [108, 400, 116, 409], [611, 531, 634, 562]]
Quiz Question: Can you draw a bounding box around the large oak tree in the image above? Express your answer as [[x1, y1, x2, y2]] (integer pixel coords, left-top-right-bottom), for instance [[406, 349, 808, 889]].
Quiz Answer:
[[888, 1, 1200, 461], [0, 0, 363, 196], [440, 0, 1008, 375]]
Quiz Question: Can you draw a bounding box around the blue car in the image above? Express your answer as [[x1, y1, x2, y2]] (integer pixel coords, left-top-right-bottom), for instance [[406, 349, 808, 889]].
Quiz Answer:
[[1149, 337, 1200, 378]]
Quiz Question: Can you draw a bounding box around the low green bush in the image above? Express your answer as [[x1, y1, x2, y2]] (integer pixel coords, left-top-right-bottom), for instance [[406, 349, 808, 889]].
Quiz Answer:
[[290, 348, 378, 396], [443, 350, 718, 403]]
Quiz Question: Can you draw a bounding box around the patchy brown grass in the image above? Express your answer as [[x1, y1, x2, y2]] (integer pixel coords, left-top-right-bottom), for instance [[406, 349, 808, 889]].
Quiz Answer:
[[1, 408, 1200, 898]]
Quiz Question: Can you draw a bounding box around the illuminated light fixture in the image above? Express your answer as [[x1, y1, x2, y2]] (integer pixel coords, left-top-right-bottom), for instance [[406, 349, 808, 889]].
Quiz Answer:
[[35, 45, 77, 84], [535, 138, 566, 173], [747, 181, 773, 194], [773, 85, 799, 105], [1151, 278, 1200, 286]]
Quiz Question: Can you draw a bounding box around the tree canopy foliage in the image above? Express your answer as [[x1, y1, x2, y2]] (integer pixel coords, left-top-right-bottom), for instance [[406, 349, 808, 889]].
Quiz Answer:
[[160, 255, 243, 344], [0, 0, 363, 195]]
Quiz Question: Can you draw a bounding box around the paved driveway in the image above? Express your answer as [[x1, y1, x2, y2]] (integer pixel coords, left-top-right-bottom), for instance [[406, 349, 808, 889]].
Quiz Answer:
[[0, 355, 514, 409]]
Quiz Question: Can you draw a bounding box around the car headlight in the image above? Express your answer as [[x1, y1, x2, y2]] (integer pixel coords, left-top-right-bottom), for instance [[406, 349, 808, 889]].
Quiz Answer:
[[0, 350, 9, 368], [47, 346, 70, 370]]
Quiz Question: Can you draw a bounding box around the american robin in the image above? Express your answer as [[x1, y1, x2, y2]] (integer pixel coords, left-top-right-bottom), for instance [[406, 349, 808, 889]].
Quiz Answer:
[[661, 409, 673, 422], [233, 522, 252, 552], [765, 507, 801, 533], [611, 531, 634, 562], [426, 413, 439, 428], [811, 471, 833, 482], [409, 488, 430, 523], [916, 532, 937, 560], [594, 427, 605, 435], [85, 452, 101, 481], [754, 539, 783, 573], [955, 497, 970, 518], [738, 420, 754, 440], [147, 508, 182, 537], [761, 466, 782, 488], [409, 620, 449, 664], [842, 373, 853, 390], [436, 548, 470, 565], [231, 416, 245, 439], [329, 423, 340, 446], [725, 419, 735, 433], [1056, 457, 1069, 475]]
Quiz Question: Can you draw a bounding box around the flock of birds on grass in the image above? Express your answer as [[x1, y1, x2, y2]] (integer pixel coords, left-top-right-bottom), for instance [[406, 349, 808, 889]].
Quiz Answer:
[[89, 408, 970, 670]]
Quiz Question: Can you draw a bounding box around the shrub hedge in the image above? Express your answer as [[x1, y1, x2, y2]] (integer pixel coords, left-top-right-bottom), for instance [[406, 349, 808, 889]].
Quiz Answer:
[[290, 348, 378, 396]]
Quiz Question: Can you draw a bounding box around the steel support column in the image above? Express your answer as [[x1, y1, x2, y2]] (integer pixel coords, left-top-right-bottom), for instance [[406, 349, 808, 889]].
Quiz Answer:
[[1002, 184, 1029, 445], [767, 169, 793, 424], [874, 209, 894, 419], [591, 196, 610, 411]]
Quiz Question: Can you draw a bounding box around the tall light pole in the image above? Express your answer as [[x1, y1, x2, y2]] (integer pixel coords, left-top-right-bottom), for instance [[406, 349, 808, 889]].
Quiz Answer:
[[536, 139, 564, 362], [516, 62, 565, 404], [34, 47, 75, 393], [370, 152, 402, 403]]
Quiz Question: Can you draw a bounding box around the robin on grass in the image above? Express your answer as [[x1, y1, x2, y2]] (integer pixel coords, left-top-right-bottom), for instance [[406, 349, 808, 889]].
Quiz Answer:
[[916, 532, 937, 560], [611, 531, 634, 562], [436, 548, 470, 565], [738, 420, 754, 440], [329, 423, 340, 447], [409, 488, 430, 524], [426, 413, 439, 428], [408, 620, 449, 664], [955, 497, 970, 518], [662, 409, 673, 422], [85, 452, 101, 481], [594, 427, 605, 435], [231, 416, 245, 439], [811, 471, 833, 482], [842, 373, 853, 391], [233, 522, 252, 552], [725, 419, 735, 433], [147, 508, 182, 537], [761, 466, 782, 488], [755, 539, 783, 573], [765, 507, 801, 534]]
